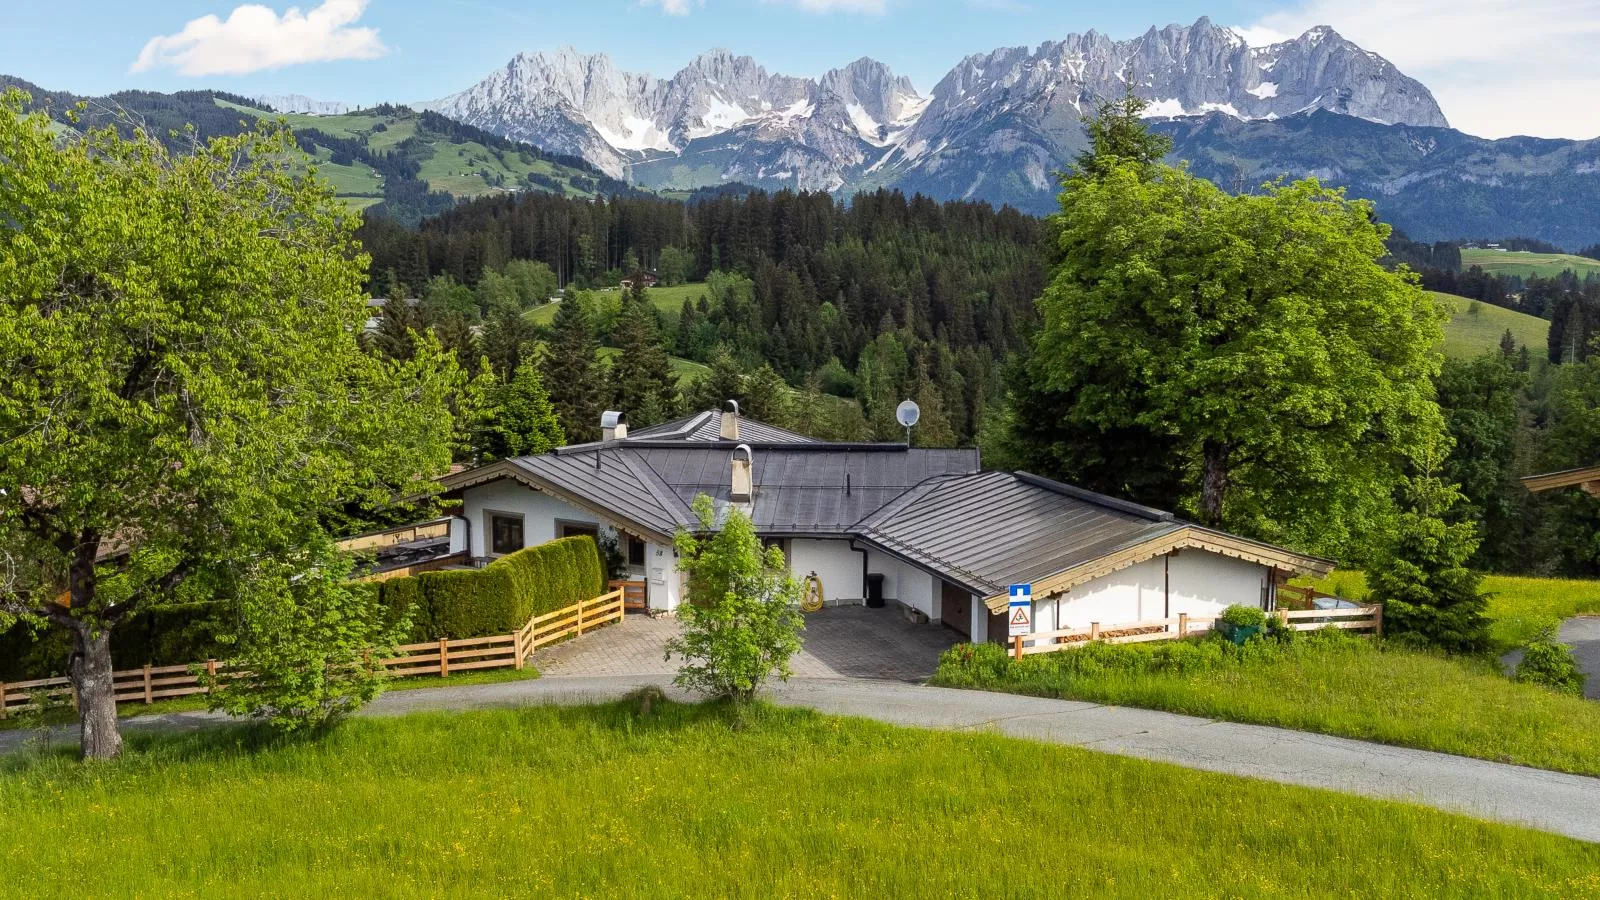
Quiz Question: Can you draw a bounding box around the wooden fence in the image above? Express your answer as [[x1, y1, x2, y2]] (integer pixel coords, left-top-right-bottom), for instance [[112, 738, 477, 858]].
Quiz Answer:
[[0, 589, 627, 718], [1011, 605, 1383, 659]]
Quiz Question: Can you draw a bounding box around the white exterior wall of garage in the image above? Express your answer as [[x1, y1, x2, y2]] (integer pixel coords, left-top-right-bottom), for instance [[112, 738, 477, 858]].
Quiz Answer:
[[1028, 550, 1271, 634]]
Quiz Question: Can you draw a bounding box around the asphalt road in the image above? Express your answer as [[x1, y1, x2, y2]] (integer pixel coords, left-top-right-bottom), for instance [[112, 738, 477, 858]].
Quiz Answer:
[[8, 674, 1600, 844]]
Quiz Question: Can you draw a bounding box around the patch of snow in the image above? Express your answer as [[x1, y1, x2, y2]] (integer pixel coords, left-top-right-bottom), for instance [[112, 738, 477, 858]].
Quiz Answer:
[[594, 115, 675, 153], [1199, 102, 1242, 117], [686, 95, 755, 140], [1140, 98, 1188, 118], [1247, 82, 1279, 99]]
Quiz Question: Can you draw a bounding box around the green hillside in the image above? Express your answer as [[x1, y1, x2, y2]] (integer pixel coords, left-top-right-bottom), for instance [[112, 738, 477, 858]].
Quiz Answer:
[[1436, 292, 1549, 359], [254, 104, 624, 214], [526, 282, 711, 326], [1460, 248, 1600, 279]]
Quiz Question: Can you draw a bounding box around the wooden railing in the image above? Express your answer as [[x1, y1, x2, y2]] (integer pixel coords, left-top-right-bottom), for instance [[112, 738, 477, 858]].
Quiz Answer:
[[0, 660, 229, 719], [515, 588, 626, 661], [336, 518, 453, 553], [610, 579, 647, 610], [1011, 605, 1383, 659], [0, 589, 628, 718]]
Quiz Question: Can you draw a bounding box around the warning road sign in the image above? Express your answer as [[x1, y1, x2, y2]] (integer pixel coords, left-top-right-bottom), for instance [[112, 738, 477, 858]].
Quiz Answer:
[[1008, 584, 1031, 637]]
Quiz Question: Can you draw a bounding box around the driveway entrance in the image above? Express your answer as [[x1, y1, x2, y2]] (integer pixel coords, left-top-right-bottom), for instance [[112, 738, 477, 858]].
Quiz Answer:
[[533, 604, 961, 682]]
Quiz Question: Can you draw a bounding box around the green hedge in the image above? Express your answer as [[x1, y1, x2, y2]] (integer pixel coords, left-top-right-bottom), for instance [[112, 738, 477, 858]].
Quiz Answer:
[[379, 535, 607, 641]]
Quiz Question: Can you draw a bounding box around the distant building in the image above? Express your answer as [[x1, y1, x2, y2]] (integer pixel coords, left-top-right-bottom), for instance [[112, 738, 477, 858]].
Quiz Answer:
[[619, 270, 659, 291]]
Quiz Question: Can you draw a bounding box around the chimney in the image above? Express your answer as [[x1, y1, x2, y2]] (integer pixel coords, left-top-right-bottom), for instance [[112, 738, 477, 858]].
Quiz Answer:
[[720, 400, 740, 440], [601, 410, 628, 442], [730, 444, 753, 503]]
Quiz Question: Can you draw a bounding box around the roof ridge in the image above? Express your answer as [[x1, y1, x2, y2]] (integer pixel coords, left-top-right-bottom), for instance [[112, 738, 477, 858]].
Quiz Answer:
[[1013, 472, 1175, 521], [617, 449, 696, 525], [850, 471, 980, 531]]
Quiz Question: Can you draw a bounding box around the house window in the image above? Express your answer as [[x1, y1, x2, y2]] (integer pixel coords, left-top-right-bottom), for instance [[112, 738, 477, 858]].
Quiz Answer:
[[489, 514, 524, 555], [627, 538, 647, 567], [559, 520, 599, 541]]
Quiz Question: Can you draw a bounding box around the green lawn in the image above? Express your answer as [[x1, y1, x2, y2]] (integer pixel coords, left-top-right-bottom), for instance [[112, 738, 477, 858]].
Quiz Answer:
[[1436, 291, 1549, 359], [935, 631, 1600, 778], [526, 282, 710, 326], [3, 701, 1596, 897], [1315, 570, 1600, 649], [596, 346, 710, 386], [1462, 248, 1600, 279]]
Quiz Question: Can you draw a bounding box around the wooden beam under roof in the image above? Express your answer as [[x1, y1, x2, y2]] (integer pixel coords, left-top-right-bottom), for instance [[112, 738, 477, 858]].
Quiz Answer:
[[1520, 466, 1600, 494]]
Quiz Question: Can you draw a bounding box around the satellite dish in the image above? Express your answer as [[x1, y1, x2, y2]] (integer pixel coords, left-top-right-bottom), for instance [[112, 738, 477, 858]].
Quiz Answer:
[[896, 400, 921, 428]]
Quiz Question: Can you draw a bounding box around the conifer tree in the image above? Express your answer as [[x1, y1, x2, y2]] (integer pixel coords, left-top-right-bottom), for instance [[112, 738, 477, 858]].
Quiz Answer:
[[743, 364, 793, 426], [1370, 445, 1490, 654], [543, 295, 604, 442], [482, 356, 566, 459], [611, 302, 678, 426]]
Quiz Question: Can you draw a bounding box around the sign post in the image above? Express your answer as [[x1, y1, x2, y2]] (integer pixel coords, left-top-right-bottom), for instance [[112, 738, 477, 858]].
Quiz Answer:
[[1008, 584, 1032, 635]]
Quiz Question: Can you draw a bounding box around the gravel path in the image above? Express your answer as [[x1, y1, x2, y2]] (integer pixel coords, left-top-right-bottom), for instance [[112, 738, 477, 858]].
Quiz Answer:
[[7, 674, 1600, 844]]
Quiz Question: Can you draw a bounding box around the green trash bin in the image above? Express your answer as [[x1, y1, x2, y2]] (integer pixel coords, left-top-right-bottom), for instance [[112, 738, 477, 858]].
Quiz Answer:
[[1217, 621, 1262, 645]]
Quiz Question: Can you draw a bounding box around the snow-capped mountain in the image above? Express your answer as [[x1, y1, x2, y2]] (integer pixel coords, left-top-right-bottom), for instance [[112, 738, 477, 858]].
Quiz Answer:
[[428, 47, 924, 190], [252, 94, 353, 116], [428, 18, 1446, 209], [873, 17, 1445, 206]]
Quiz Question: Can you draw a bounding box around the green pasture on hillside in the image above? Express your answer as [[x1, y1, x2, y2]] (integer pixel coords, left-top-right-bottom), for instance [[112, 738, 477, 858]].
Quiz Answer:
[[1461, 248, 1600, 279], [1436, 292, 1549, 359], [3, 702, 1596, 897]]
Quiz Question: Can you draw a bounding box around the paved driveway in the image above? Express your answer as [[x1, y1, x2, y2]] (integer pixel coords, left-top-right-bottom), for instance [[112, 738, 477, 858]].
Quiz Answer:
[[533, 604, 959, 681], [1561, 617, 1600, 699]]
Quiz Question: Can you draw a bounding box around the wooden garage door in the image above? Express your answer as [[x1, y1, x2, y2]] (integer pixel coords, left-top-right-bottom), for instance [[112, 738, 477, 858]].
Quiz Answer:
[[940, 580, 971, 637]]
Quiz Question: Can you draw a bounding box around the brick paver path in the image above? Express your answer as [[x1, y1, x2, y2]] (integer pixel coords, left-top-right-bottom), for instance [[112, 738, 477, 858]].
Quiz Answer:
[[533, 604, 959, 681]]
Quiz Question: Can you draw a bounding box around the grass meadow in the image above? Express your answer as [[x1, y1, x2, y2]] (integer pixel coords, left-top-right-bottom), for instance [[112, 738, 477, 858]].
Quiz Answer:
[[1460, 248, 1600, 279], [3, 701, 1597, 898], [935, 632, 1600, 777], [1436, 291, 1549, 359], [1314, 570, 1600, 649]]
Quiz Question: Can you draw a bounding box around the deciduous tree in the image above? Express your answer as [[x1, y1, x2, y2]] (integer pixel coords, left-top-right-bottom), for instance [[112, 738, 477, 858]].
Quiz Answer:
[[1015, 112, 1444, 559], [665, 495, 804, 703], [0, 94, 459, 758]]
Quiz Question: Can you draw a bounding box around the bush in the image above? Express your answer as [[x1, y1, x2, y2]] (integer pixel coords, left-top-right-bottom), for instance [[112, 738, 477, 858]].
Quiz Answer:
[[1515, 628, 1587, 696], [378, 535, 606, 640], [1, 602, 231, 681], [1220, 605, 1267, 628]]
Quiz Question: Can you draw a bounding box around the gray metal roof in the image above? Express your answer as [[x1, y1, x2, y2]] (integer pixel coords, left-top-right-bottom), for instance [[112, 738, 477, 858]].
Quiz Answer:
[[626, 410, 818, 444], [853, 471, 1184, 597], [629, 446, 981, 534]]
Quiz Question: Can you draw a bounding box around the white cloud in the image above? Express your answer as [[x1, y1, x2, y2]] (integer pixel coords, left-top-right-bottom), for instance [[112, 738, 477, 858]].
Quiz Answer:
[[640, 0, 697, 13], [131, 0, 387, 77], [1240, 0, 1600, 138], [769, 0, 889, 12]]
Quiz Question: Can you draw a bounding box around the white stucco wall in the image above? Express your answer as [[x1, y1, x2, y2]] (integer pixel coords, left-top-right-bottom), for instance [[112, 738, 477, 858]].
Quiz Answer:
[[1037, 550, 1269, 633], [788, 539, 865, 606], [459, 481, 690, 610], [865, 549, 939, 621], [461, 481, 602, 558]]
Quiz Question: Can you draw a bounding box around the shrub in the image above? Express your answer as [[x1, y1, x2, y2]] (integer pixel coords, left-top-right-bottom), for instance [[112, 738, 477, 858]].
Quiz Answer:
[[1220, 605, 1267, 629], [667, 495, 804, 702], [377, 535, 606, 640], [1515, 628, 1587, 696]]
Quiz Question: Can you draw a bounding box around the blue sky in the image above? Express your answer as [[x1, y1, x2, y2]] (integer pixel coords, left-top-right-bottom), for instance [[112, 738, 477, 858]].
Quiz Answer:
[[3, 0, 1597, 139]]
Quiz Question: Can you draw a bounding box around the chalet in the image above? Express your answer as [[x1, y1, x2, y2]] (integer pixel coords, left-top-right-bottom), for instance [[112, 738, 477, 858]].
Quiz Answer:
[[432, 406, 1332, 643], [619, 270, 659, 291]]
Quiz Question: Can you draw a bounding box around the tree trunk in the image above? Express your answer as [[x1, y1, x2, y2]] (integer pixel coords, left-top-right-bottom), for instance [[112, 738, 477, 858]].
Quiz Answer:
[[69, 624, 122, 761], [1200, 440, 1231, 527]]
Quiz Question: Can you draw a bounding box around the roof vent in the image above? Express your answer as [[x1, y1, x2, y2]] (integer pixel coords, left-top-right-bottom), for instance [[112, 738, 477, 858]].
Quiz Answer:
[[720, 400, 740, 440], [602, 410, 628, 442], [731, 443, 753, 503]]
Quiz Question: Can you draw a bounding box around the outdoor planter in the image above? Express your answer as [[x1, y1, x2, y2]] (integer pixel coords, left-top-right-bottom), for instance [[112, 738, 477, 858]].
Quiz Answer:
[[1216, 621, 1262, 645]]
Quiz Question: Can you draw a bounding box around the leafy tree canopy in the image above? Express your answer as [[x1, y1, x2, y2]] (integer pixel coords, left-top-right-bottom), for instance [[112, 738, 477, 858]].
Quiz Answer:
[[1015, 113, 1445, 561], [0, 92, 460, 757]]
